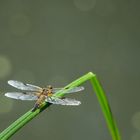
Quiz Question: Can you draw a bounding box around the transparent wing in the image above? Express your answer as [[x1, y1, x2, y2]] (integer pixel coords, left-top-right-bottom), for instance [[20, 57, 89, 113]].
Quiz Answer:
[[5, 92, 38, 100], [46, 97, 81, 105], [8, 80, 42, 92], [52, 86, 84, 94]]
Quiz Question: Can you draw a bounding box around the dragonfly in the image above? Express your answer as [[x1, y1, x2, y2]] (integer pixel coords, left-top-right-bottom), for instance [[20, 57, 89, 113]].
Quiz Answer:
[[5, 80, 84, 111]]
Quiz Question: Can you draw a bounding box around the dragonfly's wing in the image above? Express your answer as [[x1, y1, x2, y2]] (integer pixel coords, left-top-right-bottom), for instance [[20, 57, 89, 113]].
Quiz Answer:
[[5, 92, 38, 100], [46, 97, 81, 105], [52, 86, 84, 94], [8, 80, 42, 92]]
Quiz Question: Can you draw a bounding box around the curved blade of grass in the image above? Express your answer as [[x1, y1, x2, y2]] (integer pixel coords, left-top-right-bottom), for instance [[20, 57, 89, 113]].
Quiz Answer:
[[0, 72, 121, 140]]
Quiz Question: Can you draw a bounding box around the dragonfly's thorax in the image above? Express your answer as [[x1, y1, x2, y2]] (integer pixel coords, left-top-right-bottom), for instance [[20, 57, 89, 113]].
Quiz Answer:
[[42, 87, 53, 96]]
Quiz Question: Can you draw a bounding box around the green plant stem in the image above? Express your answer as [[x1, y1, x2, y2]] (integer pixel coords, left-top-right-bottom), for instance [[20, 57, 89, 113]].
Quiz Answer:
[[0, 72, 121, 140]]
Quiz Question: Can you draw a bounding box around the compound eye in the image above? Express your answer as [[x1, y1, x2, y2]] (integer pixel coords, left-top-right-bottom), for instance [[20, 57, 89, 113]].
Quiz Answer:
[[47, 85, 53, 89]]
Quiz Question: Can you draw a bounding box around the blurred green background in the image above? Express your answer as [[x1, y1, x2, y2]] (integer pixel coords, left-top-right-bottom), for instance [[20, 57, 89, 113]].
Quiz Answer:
[[0, 0, 140, 140]]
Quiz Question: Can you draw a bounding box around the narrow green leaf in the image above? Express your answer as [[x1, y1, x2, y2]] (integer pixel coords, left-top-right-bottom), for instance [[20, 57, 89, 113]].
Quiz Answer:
[[0, 72, 121, 140]]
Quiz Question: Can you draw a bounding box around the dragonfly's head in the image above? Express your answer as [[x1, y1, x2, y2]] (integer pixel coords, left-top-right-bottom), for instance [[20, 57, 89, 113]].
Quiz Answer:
[[47, 85, 53, 89]]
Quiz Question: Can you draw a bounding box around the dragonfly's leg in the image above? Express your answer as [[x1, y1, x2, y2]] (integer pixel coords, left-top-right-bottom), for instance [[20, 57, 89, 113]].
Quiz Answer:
[[32, 103, 39, 112]]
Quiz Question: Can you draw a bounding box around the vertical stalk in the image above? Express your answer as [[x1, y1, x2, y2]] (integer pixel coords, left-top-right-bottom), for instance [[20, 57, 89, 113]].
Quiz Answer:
[[90, 75, 121, 140]]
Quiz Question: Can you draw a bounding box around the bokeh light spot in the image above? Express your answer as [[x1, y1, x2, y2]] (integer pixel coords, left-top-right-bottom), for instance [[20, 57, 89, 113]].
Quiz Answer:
[[132, 112, 140, 130], [10, 13, 31, 36], [0, 93, 13, 113], [0, 55, 12, 79], [74, 0, 96, 11]]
